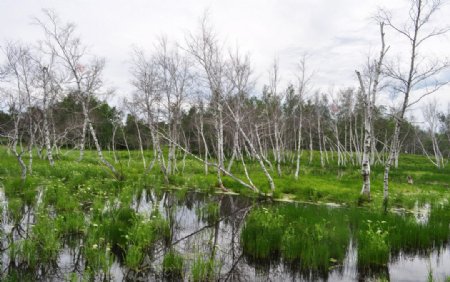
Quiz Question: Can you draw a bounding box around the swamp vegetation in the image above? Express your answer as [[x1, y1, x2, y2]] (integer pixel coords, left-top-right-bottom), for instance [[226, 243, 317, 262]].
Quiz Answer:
[[0, 147, 449, 281]]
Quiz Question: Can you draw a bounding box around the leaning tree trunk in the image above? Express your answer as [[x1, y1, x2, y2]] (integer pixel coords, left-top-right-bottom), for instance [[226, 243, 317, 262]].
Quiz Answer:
[[12, 117, 27, 182], [134, 118, 146, 169], [81, 100, 117, 175], [384, 119, 400, 202]]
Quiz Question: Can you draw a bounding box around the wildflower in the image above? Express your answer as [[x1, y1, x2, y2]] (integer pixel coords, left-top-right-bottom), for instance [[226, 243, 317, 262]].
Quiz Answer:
[[92, 244, 98, 249]]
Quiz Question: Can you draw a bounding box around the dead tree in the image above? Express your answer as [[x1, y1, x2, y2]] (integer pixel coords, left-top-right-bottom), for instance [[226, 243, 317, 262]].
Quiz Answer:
[[129, 48, 169, 183], [422, 100, 445, 168], [379, 0, 450, 203], [185, 14, 227, 190], [356, 22, 388, 199], [294, 56, 311, 179], [34, 10, 117, 175]]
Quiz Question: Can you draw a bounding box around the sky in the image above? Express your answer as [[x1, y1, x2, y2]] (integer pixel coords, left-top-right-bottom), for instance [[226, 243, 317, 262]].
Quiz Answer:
[[1, 0, 450, 123]]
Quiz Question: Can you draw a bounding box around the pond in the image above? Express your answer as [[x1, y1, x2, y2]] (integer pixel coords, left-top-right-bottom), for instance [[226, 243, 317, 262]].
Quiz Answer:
[[1, 188, 449, 281]]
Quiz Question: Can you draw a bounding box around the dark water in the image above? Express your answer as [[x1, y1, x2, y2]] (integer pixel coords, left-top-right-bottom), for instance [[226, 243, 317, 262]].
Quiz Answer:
[[1, 189, 449, 281]]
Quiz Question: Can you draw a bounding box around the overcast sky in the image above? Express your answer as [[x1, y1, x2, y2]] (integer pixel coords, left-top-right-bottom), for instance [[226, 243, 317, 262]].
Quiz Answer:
[[1, 0, 450, 122]]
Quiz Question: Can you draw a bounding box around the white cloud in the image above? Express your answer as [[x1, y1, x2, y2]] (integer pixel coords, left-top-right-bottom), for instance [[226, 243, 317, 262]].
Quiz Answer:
[[1, 0, 449, 118]]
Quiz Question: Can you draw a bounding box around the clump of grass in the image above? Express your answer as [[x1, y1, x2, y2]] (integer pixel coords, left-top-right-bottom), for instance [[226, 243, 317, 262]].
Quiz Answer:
[[12, 213, 61, 269], [357, 220, 390, 268], [241, 207, 284, 260], [124, 244, 143, 271], [242, 202, 450, 277], [163, 250, 184, 278], [191, 256, 219, 282], [7, 197, 24, 224], [242, 204, 349, 275], [122, 211, 170, 271]]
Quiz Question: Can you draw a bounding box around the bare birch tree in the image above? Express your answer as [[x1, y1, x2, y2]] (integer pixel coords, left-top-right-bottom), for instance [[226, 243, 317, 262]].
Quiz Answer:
[[34, 10, 117, 175], [356, 22, 388, 199], [379, 0, 450, 203], [185, 14, 227, 190], [422, 100, 445, 168]]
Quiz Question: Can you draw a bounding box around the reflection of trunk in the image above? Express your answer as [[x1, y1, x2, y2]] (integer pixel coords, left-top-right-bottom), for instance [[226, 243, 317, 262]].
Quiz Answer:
[[211, 201, 221, 259], [164, 192, 176, 248]]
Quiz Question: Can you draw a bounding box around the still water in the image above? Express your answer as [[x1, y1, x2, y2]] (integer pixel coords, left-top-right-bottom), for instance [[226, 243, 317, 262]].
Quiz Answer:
[[1, 189, 449, 281]]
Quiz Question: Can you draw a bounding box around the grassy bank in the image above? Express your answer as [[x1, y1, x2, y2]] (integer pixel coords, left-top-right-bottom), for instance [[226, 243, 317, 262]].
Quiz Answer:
[[1, 146, 449, 209]]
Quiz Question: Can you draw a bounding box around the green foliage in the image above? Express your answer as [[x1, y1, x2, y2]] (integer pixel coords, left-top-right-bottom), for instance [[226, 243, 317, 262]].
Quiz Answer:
[[163, 250, 184, 278], [191, 256, 219, 282], [242, 202, 450, 276], [0, 146, 450, 280], [241, 207, 284, 260], [357, 220, 389, 268]]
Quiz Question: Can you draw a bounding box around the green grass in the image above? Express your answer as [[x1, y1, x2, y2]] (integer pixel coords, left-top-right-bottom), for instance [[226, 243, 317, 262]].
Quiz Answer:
[[163, 250, 184, 278], [191, 256, 219, 282], [0, 146, 449, 279], [241, 202, 450, 278]]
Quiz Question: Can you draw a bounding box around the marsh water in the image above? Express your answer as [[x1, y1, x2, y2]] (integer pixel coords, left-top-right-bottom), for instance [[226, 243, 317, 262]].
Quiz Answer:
[[1, 189, 449, 281]]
